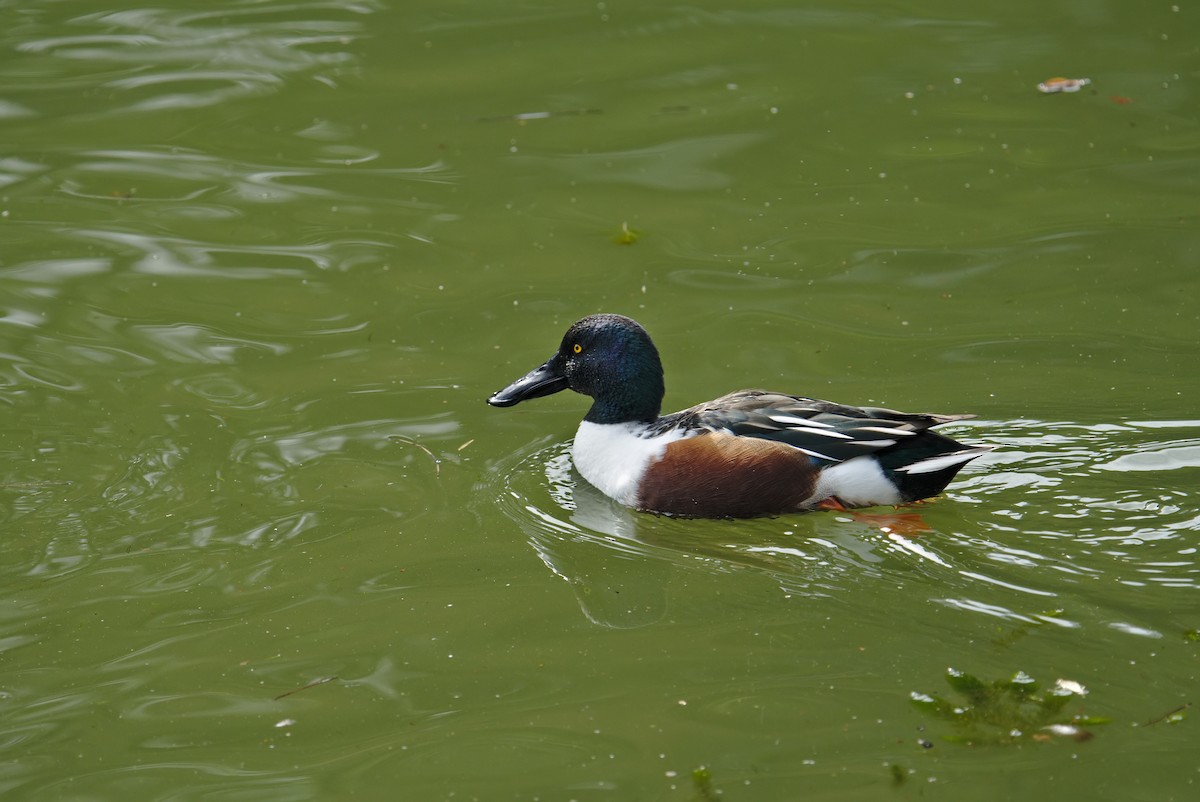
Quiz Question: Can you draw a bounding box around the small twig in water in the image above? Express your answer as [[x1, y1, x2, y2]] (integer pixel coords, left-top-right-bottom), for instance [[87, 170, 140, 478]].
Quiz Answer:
[[389, 435, 441, 477], [273, 675, 338, 701], [1144, 702, 1190, 727], [1, 481, 71, 489]]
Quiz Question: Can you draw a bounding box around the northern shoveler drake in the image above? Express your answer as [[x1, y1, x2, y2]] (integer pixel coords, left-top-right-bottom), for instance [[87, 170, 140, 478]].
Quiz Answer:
[[488, 314, 991, 518]]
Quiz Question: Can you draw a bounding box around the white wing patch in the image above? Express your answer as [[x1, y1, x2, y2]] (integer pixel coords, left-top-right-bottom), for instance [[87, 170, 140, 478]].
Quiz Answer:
[[796, 427, 855, 440], [854, 426, 917, 437], [767, 414, 834, 428]]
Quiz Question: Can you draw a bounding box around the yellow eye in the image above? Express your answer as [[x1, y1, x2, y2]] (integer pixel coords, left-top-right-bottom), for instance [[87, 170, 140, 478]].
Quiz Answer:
[[572, 343, 582, 354]]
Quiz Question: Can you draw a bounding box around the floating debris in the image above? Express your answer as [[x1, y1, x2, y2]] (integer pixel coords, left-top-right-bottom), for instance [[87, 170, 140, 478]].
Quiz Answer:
[[691, 766, 719, 802], [474, 108, 602, 124], [1035, 723, 1094, 742], [911, 667, 1108, 744], [613, 221, 640, 245], [273, 675, 338, 701], [1144, 702, 1190, 727], [1037, 77, 1091, 93], [1, 481, 71, 489], [389, 435, 441, 477]]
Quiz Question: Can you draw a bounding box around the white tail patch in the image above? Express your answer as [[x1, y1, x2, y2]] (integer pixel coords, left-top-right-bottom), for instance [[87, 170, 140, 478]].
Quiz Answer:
[[896, 447, 992, 475], [807, 457, 903, 507]]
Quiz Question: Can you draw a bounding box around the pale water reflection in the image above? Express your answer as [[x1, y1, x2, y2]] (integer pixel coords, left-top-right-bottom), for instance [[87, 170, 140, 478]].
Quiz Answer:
[[15, 3, 375, 113]]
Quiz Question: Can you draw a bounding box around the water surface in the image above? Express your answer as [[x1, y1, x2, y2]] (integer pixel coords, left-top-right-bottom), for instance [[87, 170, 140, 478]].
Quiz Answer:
[[2, 1, 1198, 800]]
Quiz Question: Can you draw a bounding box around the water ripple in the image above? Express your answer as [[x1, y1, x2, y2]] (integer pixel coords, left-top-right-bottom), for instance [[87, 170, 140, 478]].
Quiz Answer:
[[66, 228, 367, 279], [489, 418, 1199, 629], [16, 2, 380, 114], [60, 148, 456, 203], [487, 440, 951, 624], [520, 132, 765, 191]]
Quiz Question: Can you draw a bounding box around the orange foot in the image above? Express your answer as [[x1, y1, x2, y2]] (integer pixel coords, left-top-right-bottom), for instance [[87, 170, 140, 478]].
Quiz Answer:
[[814, 497, 849, 512], [813, 497, 932, 536], [848, 511, 932, 536]]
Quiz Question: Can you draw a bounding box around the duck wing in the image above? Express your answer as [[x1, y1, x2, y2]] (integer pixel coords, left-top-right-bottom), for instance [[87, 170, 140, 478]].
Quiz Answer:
[[665, 389, 975, 465]]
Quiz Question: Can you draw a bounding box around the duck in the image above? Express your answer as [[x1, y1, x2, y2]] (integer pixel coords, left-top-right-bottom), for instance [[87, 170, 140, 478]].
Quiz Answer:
[[487, 313, 991, 518]]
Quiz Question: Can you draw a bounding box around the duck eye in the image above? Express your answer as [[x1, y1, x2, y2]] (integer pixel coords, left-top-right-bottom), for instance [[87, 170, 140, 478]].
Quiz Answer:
[[572, 343, 582, 354]]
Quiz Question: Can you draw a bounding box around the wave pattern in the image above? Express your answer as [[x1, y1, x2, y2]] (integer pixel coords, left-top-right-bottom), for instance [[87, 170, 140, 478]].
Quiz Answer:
[[490, 419, 1200, 629], [14, 2, 381, 114]]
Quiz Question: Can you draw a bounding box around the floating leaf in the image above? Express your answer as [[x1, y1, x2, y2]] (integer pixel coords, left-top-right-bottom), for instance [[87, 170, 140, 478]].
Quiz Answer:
[[1072, 714, 1112, 727], [692, 766, 718, 802], [909, 691, 963, 722], [999, 670, 1039, 699], [1037, 690, 1073, 717], [912, 668, 1107, 745], [945, 667, 991, 705]]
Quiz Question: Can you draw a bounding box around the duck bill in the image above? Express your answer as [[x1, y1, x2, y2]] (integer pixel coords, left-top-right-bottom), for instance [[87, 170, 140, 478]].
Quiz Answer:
[[487, 358, 568, 407]]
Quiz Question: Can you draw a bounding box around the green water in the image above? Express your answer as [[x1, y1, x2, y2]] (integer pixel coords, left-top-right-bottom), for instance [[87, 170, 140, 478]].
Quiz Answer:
[[2, 1, 1198, 799]]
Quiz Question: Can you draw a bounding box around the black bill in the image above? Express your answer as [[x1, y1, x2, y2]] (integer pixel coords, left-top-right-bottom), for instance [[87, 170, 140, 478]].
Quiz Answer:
[[487, 358, 569, 407]]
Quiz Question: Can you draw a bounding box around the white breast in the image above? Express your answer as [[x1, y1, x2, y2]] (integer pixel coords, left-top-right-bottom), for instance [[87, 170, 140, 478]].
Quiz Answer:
[[571, 421, 688, 507]]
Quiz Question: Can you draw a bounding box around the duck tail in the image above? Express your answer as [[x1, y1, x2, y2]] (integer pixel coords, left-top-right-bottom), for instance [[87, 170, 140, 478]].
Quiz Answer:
[[887, 441, 993, 502]]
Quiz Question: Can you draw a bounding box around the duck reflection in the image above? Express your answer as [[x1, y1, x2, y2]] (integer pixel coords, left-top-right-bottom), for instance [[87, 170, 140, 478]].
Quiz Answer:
[[498, 442, 948, 629]]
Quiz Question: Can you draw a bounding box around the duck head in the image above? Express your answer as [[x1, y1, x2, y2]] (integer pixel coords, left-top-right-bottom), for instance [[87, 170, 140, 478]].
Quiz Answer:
[[487, 314, 665, 424]]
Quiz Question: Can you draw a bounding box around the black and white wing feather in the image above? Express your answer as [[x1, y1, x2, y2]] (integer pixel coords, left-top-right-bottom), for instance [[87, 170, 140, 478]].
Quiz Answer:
[[663, 390, 975, 465]]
